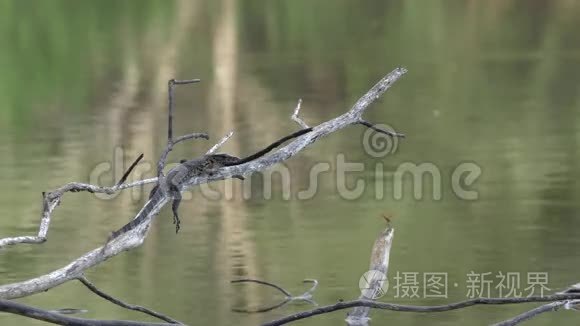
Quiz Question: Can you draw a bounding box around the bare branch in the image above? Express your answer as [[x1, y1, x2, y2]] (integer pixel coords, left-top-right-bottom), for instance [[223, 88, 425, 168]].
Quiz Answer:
[[0, 195, 169, 298], [172, 133, 210, 146], [159, 78, 205, 179], [7, 66, 574, 326], [171, 79, 201, 85], [77, 276, 183, 324], [115, 177, 158, 190], [347, 223, 394, 325], [231, 279, 292, 297], [115, 153, 144, 187], [291, 99, 309, 128], [358, 120, 405, 138], [0, 154, 148, 249], [492, 301, 574, 326], [156, 132, 209, 178], [231, 279, 318, 313], [291, 279, 318, 306], [167, 78, 201, 142], [263, 294, 580, 326], [206, 131, 234, 154], [183, 67, 408, 186], [302, 279, 318, 296], [0, 298, 174, 326], [0, 68, 407, 301]]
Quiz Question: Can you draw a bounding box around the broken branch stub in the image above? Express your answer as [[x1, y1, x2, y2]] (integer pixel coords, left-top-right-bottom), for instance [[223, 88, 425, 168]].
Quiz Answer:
[[346, 222, 395, 326]]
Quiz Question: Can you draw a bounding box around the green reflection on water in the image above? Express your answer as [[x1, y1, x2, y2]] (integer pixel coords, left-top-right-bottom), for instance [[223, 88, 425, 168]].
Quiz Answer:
[[1, 1, 580, 325]]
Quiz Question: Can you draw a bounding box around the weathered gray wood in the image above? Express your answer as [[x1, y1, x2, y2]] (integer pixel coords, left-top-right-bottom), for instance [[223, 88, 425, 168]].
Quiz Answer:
[[0, 67, 407, 300], [346, 223, 394, 326]]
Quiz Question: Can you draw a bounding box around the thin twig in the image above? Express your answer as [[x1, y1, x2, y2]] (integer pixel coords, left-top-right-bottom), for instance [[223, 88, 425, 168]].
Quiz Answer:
[[291, 279, 318, 306], [358, 120, 405, 138], [291, 99, 309, 128], [172, 79, 201, 85], [0, 154, 148, 249], [231, 279, 292, 297], [263, 294, 580, 326], [77, 276, 183, 324], [206, 131, 234, 154], [303, 279, 318, 296], [156, 132, 209, 178], [172, 133, 210, 145], [167, 79, 201, 142], [115, 177, 158, 190], [115, 153, 144, 187], [0, 298, 174, 326], [168, 81, 175, 142], [231, 279, 318, 313], [231, 279, 291, 313], [492, 300, 578, 326], [161, 78, 204, 178]]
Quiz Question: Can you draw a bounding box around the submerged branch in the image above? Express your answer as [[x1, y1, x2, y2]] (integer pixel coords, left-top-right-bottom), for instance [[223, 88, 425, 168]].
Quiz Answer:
[[0, 298, 174, 326], [77, 276, 183, 324]]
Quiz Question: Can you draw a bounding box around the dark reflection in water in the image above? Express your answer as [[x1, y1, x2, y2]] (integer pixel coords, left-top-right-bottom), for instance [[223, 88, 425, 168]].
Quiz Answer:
[[1, 1, 580, 325]]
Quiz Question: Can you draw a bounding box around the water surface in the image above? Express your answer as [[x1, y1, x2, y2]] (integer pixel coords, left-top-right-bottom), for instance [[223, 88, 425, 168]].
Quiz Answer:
[[1, 1, 580, 325]]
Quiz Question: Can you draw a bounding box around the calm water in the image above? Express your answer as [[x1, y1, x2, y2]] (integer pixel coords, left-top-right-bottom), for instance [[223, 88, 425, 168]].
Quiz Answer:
[[1, 1, 580, 325]]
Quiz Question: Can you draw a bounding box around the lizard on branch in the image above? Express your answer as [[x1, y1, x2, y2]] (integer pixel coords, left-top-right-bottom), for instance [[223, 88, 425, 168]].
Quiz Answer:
[[108, 127, 313, 240]]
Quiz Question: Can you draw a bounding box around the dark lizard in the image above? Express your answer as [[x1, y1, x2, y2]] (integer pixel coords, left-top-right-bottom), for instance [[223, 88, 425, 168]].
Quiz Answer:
[[108, 127, 313, 240]]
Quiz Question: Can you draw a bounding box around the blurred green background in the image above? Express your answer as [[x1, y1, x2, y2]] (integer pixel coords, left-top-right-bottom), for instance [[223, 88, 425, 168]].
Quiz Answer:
[[1, 0, 580, 325]]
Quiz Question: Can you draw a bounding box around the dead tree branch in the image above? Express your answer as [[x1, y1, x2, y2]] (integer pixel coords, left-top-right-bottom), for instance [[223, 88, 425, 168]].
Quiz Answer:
[[358, 120, 405, 138], [291, 99, 309, 129], [0, 298, 174, 326], [180, 67, 407, 188], [231, 279, 318, 313], [206, 131, 234, 154], [77, 276, 183, 324], [263, 294, 580, 326], [265, 217, 579, 325], [346, 220, 394, 325], [157, 78, 207, 178], [0, 68, 407, 305], [492, 300, 580, 326], [0, 153, 145, 248]]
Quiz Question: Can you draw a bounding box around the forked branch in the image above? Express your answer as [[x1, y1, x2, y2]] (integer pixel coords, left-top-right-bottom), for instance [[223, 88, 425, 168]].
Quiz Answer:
[[0, 68, 407, 305], [0, 153, 145, 248], [231, 279, 318, 313]]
